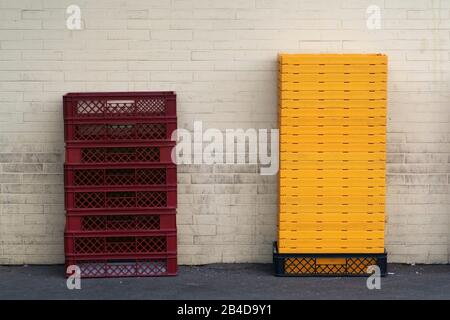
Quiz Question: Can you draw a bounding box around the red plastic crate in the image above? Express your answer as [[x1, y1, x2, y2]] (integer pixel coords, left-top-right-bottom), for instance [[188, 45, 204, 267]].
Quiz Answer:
[[63, 91, 178, 278], [66, 255, 177, 278], [64, 118, 177, 143], [66, 206, 175, 216], [65, 142, 174, 165], [65, 187, 177, 211], [65, 231, 177, 256], [64, 165, 176, 188], [66, 212, 176, 233], [63, 92, 176, 120]]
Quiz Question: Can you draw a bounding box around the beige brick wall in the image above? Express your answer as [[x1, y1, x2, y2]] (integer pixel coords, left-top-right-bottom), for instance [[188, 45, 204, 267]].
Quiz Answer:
[[0, 0, 449, 265]]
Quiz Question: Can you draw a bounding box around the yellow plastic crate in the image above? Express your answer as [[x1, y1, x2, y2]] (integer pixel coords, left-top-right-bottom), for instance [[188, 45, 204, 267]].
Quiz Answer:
[[280, 81, 386, 91], [280, 160, 385, 170], [278, 53, 387, 254], [280, 196, 385, 205], [281, 126, 387, 135], [281, 118, 386, 127], [280, 135, 386, 144], [280, 152, 386, 161], [280, 143, 385, 152], [279, 204, 385, 213], [279, 221, 385, 230], [280, 100, 386, 109], [279, 169, 385, 178], [279, 54, 387, 65], [278, 246, 384, 254], [280, 110, 386, 120], [279, 246, 385, 254], [280, 64, 387, 74], [280, 90, 386, 100], [280, 73, 387, 82], [280, 186, 385, 197]]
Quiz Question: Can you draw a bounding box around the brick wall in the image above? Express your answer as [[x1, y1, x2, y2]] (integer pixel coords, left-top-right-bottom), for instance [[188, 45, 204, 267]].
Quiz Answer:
[[0, 0, 449, 264]]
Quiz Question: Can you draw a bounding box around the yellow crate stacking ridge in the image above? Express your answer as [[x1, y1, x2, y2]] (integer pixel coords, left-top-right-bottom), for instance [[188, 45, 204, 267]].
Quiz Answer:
[[278, 53, 387, 255]]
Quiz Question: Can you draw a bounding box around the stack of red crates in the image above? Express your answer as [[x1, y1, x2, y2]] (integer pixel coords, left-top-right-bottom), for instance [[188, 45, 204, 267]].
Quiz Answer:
[[63, 92, 177, 278]]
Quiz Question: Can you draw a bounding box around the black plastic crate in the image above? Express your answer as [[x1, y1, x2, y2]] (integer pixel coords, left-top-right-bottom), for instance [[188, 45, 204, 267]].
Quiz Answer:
[[273, 242, 387, 277]]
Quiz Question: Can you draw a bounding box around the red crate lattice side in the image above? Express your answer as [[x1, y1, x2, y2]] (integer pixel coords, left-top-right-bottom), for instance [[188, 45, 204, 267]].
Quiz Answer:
[[81, 147, 160, 163], [73, 236, 167, 254], [72, 259, 171, 277], [137, 191, 167, 208], [136, 168, 166, 185], [81, 215, 160, 231], [136, 123, 166, 140], [75, 98, 167, 118], [77, 100, 104, 116], [73, 123, 167, 141], [74, 170, 103, 186], [105, 169, 135, 185], [73, 191, 167, 209], [136, 99, 165, 115], [106, 192, 135, 208], [74, 192, 104, 208], [73, 168, 166, 186], [106, 101, 134, 115]]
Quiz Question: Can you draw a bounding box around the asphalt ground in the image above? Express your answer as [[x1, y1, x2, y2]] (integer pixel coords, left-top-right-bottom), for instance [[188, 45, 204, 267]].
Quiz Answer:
[[0, 263, 448, 300]]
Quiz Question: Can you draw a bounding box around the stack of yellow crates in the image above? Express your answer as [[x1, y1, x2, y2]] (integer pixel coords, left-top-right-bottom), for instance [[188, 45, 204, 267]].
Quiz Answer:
[[278, 54, 387, 273]]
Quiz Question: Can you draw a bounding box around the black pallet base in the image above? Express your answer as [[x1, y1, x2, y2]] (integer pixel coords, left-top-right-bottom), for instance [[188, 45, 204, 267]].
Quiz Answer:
[[273, 242, 387, 277]]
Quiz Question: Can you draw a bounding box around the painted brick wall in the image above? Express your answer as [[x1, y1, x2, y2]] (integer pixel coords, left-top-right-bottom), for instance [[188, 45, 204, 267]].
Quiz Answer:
[[0, 0, 449, 265]]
